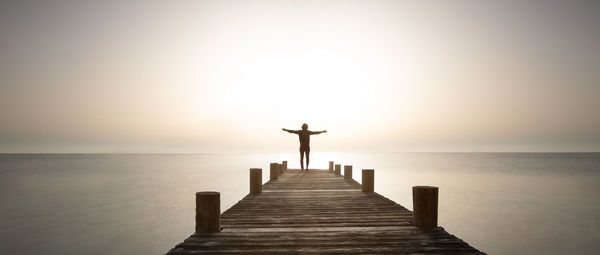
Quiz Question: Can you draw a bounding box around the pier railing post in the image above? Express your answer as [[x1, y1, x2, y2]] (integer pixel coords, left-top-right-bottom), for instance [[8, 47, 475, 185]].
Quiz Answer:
[[344, 165, 353, 179], [250, 168, 262, 195], [195, 191, 220, 233], [329, 161, 334, 171], [277, 163, 283, 174], [412, 186, 438, 229], [335, 164, 341, 175], [362, 169, 374, 192], [282, 161, 287, 171], [270, 163, 279, 181]]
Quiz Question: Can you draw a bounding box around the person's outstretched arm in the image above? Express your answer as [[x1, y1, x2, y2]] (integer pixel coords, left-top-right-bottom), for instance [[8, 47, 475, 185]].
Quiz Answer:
[[282, 128, 300, 134], [309, 130, 327, 135]]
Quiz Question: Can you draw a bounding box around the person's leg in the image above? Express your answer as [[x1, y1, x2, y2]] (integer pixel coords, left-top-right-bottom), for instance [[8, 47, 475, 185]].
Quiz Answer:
[[299, 148, 304, 170], [306, 149, 310, 170]]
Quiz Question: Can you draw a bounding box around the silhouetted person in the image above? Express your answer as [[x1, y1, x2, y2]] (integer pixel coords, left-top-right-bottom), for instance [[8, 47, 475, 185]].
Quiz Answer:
[[282, 123, 327, 171]]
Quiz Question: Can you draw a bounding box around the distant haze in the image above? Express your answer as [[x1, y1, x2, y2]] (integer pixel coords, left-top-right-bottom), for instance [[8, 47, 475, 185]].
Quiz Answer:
[[1, 0, 599, 153]]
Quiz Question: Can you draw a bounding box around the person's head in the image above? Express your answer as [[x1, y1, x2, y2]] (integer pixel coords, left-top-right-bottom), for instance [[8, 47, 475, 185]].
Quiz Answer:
[[301, 123, 308, 130]]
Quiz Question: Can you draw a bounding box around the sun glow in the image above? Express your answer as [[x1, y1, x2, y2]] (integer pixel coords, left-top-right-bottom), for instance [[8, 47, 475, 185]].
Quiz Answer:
[[3, 1, 599, 152], [178, 3, 410, 151]]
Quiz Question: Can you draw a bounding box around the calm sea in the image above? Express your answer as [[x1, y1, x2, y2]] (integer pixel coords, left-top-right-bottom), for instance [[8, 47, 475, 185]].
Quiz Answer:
[[1, 153, 599, 254]]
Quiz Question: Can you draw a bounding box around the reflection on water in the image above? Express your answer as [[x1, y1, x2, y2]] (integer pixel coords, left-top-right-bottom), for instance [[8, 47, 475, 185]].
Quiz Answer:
[[0, 153, 599, 254]]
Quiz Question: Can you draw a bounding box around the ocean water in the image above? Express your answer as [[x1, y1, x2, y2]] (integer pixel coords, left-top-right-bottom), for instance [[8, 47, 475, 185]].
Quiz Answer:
[[0, 153, 599, 254]]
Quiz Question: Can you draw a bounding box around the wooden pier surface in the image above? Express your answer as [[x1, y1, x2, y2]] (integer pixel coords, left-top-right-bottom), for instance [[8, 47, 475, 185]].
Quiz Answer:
[[167, 169, 484, 254]]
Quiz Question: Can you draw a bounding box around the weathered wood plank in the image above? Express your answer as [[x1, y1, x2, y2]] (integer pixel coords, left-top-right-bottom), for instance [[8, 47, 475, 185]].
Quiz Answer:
[[167, 168, 484, 254]]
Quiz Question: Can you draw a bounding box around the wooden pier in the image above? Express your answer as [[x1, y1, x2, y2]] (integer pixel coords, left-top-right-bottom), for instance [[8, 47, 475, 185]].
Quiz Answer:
[[167, 162, 484, 254]]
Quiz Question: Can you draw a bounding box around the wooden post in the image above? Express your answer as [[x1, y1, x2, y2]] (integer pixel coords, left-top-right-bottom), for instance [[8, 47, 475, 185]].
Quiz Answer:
[[334, 164, 341, 175], [270, 163, 278, 181], [195, 191, 220, 233], [282, 161, 287, 171], [249, 168, 262, 195], [344, 165, 352, 179], [329, 161, 334, 171], [278, 163, 283, 174], [412, 186, 438, 229], [362, 169, 374, 192]]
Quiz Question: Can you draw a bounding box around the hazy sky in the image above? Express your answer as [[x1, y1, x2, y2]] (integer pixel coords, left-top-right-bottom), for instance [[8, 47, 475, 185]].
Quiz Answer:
[[1, 0, 599, 153]]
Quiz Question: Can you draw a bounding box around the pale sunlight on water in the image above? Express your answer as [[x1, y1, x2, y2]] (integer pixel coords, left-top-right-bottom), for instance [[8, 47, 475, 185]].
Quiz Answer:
[[0, 153, 599, 254]]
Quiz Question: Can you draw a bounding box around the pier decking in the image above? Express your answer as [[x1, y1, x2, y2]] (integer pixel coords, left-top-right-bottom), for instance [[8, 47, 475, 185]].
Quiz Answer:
[[167, 167, 484, 254]]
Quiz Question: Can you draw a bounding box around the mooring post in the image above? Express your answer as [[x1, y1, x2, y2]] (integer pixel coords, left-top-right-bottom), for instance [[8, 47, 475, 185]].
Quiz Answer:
[[277, 163, 283, 174], [282, 161, 287, 171], [270, 163, 278, 181], [329, 161, 334, 171], [195, 191, 220, 233], [344, 165, 353, 179], [412, 186, 439, 229], [362, 169, 374, 192], [249, 168, 262, 195], [334, 164, 341, 175]]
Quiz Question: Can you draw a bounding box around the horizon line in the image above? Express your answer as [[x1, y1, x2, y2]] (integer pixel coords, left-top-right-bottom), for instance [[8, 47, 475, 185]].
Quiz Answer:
[[1, 151, 599, 154]]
